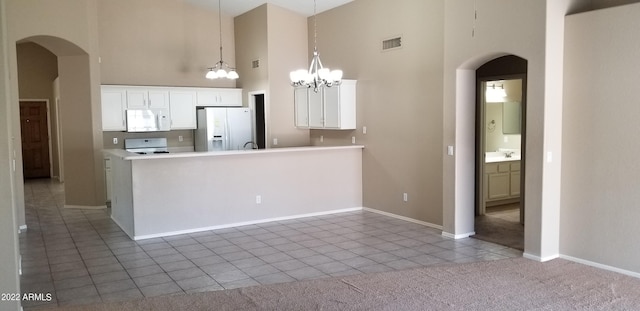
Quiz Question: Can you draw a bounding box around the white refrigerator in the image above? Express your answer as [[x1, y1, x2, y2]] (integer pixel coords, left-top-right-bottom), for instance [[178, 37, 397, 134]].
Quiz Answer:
[[195, 107, 253, 151]]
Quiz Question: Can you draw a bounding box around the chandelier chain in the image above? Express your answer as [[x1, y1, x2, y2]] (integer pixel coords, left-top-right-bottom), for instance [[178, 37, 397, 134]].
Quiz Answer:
[[313, 0, 317, 52], [205, 0, 238, 80], [218, 0, 223, 61]]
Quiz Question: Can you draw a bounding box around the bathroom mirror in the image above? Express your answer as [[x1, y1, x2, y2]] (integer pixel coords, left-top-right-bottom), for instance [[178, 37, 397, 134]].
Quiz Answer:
[[502, 101, 521, 134]]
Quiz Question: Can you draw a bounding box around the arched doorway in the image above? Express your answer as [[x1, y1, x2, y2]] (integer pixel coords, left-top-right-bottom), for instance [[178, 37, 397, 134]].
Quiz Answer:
[[15, 35, 105, 210], [473, 55, 527, 251], [16, 42, 59, 180]]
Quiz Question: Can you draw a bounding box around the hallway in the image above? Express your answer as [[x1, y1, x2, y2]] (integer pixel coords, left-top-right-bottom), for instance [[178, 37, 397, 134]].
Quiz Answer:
[[473, 204, 524, 251]]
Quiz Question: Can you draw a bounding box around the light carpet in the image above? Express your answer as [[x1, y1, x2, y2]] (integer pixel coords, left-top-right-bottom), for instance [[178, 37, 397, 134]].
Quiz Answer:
[[44, 258, 640, 310]]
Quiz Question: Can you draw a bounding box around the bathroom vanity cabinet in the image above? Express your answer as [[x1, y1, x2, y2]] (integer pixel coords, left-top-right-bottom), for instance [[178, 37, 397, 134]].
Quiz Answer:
[[485, 160, 520, 202]]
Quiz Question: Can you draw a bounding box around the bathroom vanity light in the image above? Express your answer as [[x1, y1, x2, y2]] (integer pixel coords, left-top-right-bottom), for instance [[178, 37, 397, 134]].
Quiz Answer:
[[205, 0, 239, 80], [290, 0, 343, 92], [486, 83, 506, 102]]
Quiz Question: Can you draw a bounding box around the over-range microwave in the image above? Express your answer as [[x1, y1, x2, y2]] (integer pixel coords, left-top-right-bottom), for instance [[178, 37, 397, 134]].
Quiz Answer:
[[126, 109, 170, 132]]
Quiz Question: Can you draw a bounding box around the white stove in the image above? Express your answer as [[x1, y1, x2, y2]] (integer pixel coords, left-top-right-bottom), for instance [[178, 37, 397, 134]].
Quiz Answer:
[[124, 138, 169, 155]]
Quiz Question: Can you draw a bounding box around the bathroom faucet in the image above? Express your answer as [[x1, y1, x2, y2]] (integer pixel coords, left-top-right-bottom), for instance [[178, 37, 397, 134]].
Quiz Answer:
[[504, 151, 514, 158]]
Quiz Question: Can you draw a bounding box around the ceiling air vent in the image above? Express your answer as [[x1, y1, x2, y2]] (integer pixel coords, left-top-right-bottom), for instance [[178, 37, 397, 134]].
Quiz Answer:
[[252, 59, 260, 69], [382, 36, 402, 51]]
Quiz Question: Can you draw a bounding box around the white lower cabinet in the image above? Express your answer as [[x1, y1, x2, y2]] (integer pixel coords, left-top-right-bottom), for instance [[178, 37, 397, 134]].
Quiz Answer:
[[485, 160, 521, 202], [104, 157, 112, 202], [294, 80, 356, 130]]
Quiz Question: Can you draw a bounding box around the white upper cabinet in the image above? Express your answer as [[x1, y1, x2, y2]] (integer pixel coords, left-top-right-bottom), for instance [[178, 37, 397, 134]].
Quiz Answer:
[[101, 85, 242, 132], [196, 88, 242, 107], [294, 80, 356, 130], [169, 89, 197, 130], [125, 87, 170, 109], [101, 86, 127, 131], [308, 88, 324, 128], [294, 87, 309, 127]]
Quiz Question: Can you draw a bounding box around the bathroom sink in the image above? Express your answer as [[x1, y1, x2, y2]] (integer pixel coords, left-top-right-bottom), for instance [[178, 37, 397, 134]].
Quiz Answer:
[[485, 151, 521, 163]]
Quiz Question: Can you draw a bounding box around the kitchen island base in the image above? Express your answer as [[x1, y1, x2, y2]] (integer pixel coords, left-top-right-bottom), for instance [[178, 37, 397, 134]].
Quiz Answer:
[[105, 146, 363, 240]]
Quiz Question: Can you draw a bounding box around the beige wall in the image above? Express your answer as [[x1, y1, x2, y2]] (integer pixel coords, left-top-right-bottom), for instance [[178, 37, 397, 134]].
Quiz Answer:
[[16, 42, 57, 100], [7, 0, 105, 210], [266, 5, 310, 147], [443, 0, 563, 258], [307, 0, 445, 226], [16, 42, 62, 179], [235, 4, 269, 99], [589, 0, 640, 10], [561, 2, 640, 274], [0, 0, 21, 309], [235, 4, 309, 148], [98, 0, 236, 88]]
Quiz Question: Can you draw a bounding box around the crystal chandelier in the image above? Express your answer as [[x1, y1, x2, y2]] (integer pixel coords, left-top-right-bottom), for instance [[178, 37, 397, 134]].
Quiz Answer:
[[205, 0, 238, 80], [289, 0, 342, 92]]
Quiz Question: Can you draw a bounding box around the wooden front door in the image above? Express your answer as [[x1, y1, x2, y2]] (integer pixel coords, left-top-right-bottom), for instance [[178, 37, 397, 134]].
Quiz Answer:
[[20, 101, 50, 179]]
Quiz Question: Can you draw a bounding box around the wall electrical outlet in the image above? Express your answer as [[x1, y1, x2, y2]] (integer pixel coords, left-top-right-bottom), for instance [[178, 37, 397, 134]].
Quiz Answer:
[[363, 126, 367, 134], [352, 136, 356, 144], [403, 193, 408, 202], [178, 135, 183, 142], [113, 138, 118, 145], [256, 195, 262, 204], [320, 135, 324, 143], [273, 138, 278, 146]]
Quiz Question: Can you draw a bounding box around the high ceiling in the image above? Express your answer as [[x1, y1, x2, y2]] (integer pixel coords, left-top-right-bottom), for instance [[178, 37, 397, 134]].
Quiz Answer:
[[185, 0, 354, 17]]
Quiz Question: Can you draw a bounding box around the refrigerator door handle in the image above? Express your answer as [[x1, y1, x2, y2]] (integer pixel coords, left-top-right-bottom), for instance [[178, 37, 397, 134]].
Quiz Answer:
[[225, 113, 230, 150]]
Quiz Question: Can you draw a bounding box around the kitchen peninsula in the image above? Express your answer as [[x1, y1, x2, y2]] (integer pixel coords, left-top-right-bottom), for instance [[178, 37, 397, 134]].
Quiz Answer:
[[104, 146, 363, 240]]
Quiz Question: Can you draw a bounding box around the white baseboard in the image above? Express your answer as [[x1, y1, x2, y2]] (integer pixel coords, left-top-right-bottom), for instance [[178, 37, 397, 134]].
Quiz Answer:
[[560, 254, 640, 279], [362, 207, 443, 230], [133, 207, 363, 240], [64, 204, 107, 210], [441, 231, 475, 239], [523, 252, 559, 262]]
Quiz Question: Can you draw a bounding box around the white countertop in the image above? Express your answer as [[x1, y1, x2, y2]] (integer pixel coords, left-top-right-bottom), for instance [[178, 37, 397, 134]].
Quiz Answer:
[[104, 145, 365, 160], [485, 151, 521, 163], [485, 156, 521, 163]]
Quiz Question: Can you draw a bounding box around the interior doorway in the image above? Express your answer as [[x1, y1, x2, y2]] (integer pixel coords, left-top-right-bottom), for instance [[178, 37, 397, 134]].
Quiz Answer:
[[250, 92, 267, 149], [19, 100, 51, 179], [473, 55, 527, 250]]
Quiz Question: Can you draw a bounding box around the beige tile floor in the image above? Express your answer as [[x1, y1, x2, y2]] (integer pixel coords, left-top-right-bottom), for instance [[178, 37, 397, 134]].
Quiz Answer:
[[20, 179, 522, 310]]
